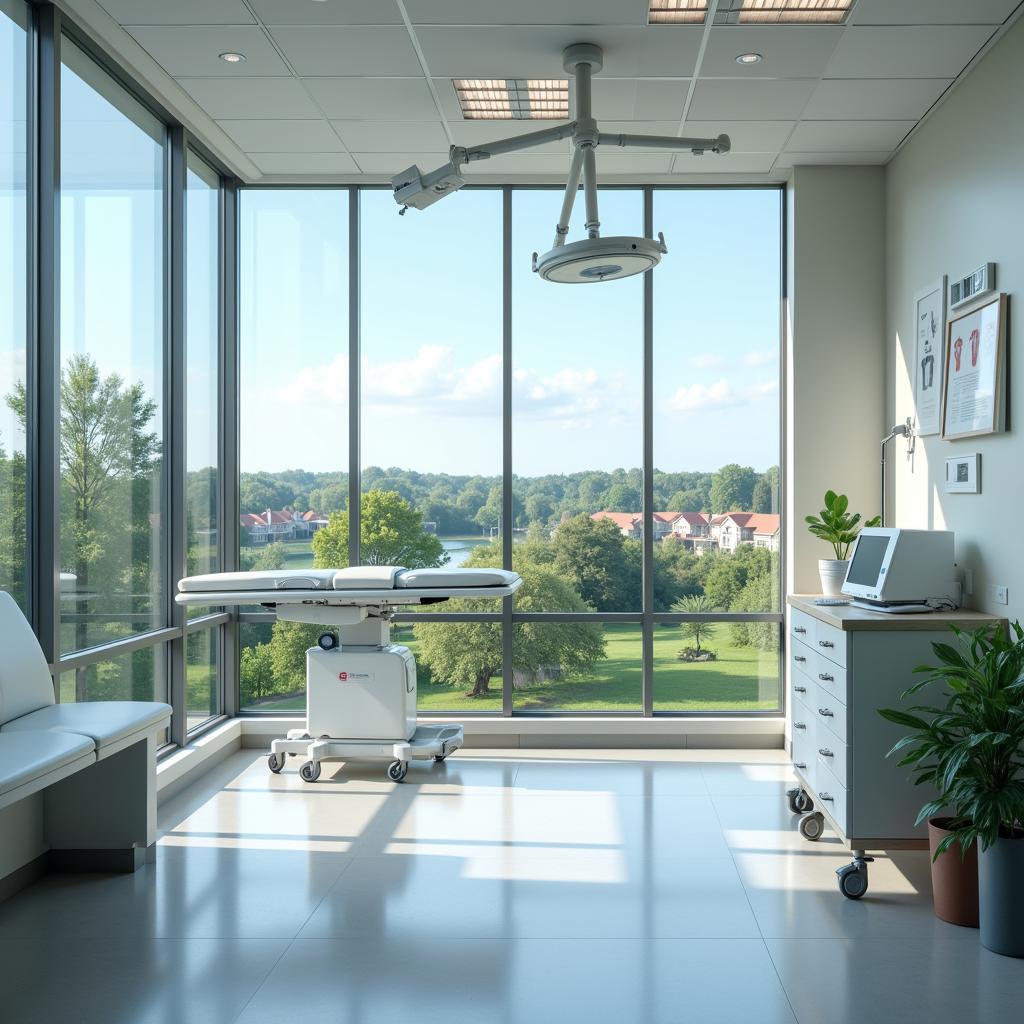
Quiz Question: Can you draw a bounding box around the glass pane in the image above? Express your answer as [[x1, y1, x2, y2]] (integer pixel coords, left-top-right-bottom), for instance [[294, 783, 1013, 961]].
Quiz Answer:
[[653, 621, 781, 711], [239, 618, 306, 712], [512, 189, 643, 612], [239, 190, 348, 576], [185, 153, 220, 605], [186, 626, 220, 732], [512, 623, 639, 712], [652, 189, 781, 613], [0, 2, 27, 609], [59, 39, 165, 654], [400, 619, 503, 713], [60, 642, 168, 704], [359, 189, 502, 578]]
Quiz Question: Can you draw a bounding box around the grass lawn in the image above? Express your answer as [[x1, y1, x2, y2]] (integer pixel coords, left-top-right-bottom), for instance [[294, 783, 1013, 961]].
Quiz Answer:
[[253, 623, 780, 714]]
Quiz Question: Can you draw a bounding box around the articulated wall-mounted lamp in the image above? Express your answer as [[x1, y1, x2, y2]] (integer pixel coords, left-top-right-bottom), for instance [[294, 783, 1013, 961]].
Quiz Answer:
[[880, 417, 915, 527]]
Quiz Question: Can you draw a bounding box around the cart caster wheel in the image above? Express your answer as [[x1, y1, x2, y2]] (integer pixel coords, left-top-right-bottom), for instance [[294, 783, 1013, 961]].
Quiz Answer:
[[267, 752, 285, 774], [837, 858, 872, 899], [317, 632, 338, 650], [798, 811, 825, 841], [300, 760, 322, 783], [787, 787, 812, 814], [387, 760, 408, 782], [433, 754, 446, 763]]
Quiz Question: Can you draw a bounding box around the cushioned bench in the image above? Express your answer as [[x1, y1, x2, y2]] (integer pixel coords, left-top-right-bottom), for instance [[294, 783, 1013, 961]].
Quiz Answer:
[[0, 591, 172, 881]]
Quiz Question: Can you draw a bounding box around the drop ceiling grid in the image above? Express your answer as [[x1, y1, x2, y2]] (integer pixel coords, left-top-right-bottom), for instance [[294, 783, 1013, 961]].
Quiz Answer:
[[96, 0, 1024, 181]]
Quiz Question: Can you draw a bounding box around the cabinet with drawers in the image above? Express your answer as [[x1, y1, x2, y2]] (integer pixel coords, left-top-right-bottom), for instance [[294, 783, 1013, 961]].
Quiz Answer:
[[785, 596, 1005, 899]]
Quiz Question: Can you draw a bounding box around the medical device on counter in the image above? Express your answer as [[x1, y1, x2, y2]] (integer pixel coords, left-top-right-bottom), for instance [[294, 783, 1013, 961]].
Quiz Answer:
[[841, 528, 956, 613], [176, 566, 521, 781]]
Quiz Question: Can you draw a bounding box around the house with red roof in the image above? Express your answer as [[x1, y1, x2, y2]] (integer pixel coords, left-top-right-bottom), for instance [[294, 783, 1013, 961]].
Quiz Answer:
[[710, 512, 780, 553], [240, 509, 328, 545]]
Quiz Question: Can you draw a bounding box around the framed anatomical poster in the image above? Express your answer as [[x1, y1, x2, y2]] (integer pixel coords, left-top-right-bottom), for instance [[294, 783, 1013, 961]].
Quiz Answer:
[[912, 277, 946, 436], [941, 293, 1007, 440]]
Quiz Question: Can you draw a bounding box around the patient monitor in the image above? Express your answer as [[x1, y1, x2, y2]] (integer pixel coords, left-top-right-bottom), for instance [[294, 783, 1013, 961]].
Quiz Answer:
[[176, 566, 521, 781], [841, 528, 956, 612]]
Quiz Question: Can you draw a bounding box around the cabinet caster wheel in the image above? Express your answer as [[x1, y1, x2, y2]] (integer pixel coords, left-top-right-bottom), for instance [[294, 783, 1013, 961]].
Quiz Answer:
[[300, 760, 322, 783], [267, 752, 285, 774], [433, 754, 446, 763], [387, 760, 408, 782], [837, 858, 872, 899], [798, 811, 825, 841], [787, 787, 812, 814]]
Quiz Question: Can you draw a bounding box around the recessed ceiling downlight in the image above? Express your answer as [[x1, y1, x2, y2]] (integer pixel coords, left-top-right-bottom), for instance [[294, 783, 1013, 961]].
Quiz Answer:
[[532, 235, 667, 284], [219, 52, 246, 63], [735, 52, 763, 64]]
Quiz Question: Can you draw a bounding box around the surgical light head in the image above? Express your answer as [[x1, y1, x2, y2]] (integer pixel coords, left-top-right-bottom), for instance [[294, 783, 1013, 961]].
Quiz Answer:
[[391, 162, 465, 214]]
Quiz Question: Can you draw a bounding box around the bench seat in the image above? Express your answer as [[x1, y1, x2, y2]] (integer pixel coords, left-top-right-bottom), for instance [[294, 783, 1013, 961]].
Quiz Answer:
[[2, 701, 172, 760], [0, 731, 96, 810]]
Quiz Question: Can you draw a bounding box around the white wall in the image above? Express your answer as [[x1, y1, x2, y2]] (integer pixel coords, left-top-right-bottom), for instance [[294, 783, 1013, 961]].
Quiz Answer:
[[787, 166, 887, 595], [886, 17, 1024, 621]]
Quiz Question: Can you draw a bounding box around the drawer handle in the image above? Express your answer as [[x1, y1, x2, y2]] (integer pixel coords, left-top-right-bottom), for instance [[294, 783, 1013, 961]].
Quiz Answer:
[[794, 721, 807, 730], [818, 707, 834, 717], [794, 627, 807, 634], [818, 672, 834, 682], [820, 792, 834, 802], [794, 655, 807, 663], [818, 640, 834, 649], [818, 748, 833, 757], [794, 685, 807, 694], [794, 761, 807, 769]]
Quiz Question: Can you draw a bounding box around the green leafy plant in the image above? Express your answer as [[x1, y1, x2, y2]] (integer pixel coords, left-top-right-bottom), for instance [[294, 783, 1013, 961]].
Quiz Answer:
[[804, 490, 881, 560], [878, 622, 1024, 858]]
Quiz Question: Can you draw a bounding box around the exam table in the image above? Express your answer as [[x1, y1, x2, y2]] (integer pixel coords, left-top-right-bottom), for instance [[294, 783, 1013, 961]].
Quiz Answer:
[[176, 566, 520, 781]]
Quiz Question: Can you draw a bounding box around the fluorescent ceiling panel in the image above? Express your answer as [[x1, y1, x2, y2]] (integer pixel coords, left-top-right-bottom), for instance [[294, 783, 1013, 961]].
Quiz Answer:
[[454, 80, 569, 120], [649, 1, 709, 23], [722, 0, 854, 22]]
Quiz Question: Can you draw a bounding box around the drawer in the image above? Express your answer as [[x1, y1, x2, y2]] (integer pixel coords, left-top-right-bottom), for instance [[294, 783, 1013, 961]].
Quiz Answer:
[[790, 608, 815, 645], [811, 651, 848, 705], [813, 680, 847, 743], [815, 733, 847, 788], [789, 637, 814, 681], [792, 720, 816, 790], [814, 618, 847, 668], [790, 675, 812, 708], [815, 759, 848, 836]]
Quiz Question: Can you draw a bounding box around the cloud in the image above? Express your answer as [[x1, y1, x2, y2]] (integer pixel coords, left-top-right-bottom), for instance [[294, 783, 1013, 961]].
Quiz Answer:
[[688, 353, 725, 369], [746, 379, 779, 399], [669, 379, 739, 412], [742, 349, 776, 367]]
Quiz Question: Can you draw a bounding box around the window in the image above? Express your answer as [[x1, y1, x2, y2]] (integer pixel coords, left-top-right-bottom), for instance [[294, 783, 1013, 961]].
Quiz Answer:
[[238, 189, 349, 712], [59, 39, 165, 658], [0, 0, 27, 609]]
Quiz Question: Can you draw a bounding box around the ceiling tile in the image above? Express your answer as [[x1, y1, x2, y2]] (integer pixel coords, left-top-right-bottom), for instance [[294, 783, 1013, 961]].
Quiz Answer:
[[126, 26, 290, 76], [99, 0, 255, 24], [803, 78, 953, 119], [331, 120, 449, 152], [306, 78, 440, 120], [404, 0, 649, 26], [353, 151, 447, 174], [268, 26, 422, 76], [786, 120, 915, 151], [774, 151, 891, 169], [683, 120, 794, 151], [824, 25, 995, 78], [217, 119, 344, 152], [250, 152, 360, 174], [176, 78, 323, 118], [699, 25, 844, 79], [687, 79, 816, 120], [671, 152, 776, 173], [415, 26, 703, 78], [850, 0, 1018, 25], [249, 0, 404, 25]]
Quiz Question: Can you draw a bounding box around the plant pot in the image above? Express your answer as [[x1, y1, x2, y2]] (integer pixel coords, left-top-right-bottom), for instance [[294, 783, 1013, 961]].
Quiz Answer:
[[927, 818, 978, 927], [979, 833, 1024, 957], [818, 559, 849, 597]]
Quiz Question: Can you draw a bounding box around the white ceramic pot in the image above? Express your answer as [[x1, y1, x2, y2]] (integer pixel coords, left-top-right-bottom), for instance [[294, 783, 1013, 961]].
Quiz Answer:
[[818, 559, 849, 597]]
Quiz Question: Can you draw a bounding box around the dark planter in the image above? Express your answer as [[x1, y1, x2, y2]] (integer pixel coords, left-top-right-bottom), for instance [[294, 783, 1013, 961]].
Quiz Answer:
[[927, 818, 978, 927], [978, 832, 1024, 957]]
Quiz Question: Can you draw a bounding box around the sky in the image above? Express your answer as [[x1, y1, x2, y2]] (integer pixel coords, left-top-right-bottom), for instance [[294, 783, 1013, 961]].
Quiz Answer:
[[0, 0, 781, 483]]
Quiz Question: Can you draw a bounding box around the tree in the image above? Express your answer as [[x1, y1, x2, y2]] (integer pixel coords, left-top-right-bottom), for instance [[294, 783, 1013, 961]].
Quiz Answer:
[[666, 488, 706, 513], [414, 553, 604, 697], [0, 435, 27, 608], [240, 471, 298, 513], [240, 643, 277, 706], [551, 514, 639, 612], [709, 463, 758, 513], [312, 489, 446, 569], [241, 541, 287, 571], [604, 482, 641, 512], [672, 593, 717, 654], [751, 465, 780, 514], [473, 483, 503, 533]]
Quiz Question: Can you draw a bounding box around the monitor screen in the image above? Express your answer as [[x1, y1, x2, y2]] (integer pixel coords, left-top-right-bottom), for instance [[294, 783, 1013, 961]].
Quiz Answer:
[[846, 534, 891, 587]]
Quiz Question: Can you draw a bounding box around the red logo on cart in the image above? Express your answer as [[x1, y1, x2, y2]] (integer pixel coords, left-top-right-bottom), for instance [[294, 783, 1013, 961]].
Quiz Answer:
[[338, 672, 348, 681]]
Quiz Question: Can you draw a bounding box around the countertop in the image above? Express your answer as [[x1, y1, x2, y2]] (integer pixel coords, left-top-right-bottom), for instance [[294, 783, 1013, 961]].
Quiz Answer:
[[788, 594, 1007, 632]]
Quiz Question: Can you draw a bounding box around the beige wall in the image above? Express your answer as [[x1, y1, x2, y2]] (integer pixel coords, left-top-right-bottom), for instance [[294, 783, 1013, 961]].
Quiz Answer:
[[886, 17, 1024, 621], [787, 166, 887, 595]]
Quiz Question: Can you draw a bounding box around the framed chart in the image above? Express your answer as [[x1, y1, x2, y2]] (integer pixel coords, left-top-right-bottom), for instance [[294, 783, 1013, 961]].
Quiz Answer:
[[941, 293, 1007, 440], [912, 277, 946, 436]]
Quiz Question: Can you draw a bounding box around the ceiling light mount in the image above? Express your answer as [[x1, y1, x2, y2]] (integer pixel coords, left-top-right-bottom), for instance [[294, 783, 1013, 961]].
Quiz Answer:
[[218, 51, 246, 63], [735, 52, 763, 65], [392, 43, 730, 284]]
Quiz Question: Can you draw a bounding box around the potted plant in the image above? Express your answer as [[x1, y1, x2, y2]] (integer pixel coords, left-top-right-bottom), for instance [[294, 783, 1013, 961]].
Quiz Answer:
[[878, 622, 1024, 953], [804, 490, 879, 595]]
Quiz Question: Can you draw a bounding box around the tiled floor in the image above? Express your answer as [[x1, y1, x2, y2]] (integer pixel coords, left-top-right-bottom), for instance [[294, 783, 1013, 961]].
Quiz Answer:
[[1, 748, 1021, 1023]]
